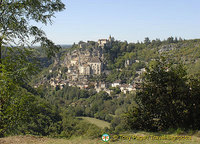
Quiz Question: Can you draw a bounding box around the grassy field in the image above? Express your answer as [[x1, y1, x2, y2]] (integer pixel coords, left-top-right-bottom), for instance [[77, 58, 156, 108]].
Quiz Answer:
[[1, 132, 200, 144], [77, 116, 110, 128]]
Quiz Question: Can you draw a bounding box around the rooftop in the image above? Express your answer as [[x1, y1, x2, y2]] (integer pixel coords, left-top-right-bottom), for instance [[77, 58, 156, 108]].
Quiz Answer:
[[89, 57, 102, 63]]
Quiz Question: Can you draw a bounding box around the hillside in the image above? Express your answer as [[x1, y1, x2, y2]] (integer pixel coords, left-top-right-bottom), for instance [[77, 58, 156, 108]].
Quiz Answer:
[[32, 37, 200, 92], [78, 117, 111, 128]]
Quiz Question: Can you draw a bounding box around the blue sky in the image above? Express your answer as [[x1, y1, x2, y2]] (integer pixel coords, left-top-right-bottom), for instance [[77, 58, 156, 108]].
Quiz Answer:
[[36, 0, 200, 44]]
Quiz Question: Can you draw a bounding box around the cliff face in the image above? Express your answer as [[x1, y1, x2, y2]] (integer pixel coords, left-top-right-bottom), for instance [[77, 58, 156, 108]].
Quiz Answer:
[[62, 46, 104, 82], [34, 37, 112, 90]]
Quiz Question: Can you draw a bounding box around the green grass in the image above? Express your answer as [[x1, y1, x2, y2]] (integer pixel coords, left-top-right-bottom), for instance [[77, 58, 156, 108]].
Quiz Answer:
[[77, 116, 110, 129]]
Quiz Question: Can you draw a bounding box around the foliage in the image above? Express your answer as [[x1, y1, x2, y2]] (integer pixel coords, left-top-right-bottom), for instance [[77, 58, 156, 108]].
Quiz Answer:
[[124, 57, 200, 131], [0, 0, 65, 138], [16, 98, 62, 137], [0, 64, 35, 137], [0, 0, 65, 57], [0, 60, 61, 137], [60, 113, 102, 138]]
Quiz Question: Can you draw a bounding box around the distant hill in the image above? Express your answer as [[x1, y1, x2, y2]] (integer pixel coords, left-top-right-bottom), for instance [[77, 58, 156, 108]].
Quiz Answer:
[[60, 44, 72, 49]]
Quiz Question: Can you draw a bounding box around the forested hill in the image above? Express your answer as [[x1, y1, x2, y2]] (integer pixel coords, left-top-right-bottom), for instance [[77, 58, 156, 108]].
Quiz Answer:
[[33, 37, 200, 87], [101, 37, 200, 75]]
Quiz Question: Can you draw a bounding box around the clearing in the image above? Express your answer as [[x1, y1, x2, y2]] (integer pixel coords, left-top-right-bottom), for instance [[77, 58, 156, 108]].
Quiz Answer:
[[77, 116, 110, 128]]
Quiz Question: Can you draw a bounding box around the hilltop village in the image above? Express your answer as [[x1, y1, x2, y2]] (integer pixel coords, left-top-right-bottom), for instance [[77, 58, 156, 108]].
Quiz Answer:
[[35, 36, 146, 95]]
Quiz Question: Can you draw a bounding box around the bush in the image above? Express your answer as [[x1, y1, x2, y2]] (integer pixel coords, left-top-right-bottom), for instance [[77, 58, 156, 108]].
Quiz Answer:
[[175, 128, 185, 135]]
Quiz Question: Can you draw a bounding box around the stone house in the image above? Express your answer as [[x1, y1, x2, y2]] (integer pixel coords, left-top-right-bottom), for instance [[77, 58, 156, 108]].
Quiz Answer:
[[111, 80, 121, 87], [79, 64, 91, 75], [120, 84, 129, 94], [98, 36, 112, 47], [88, 57, 103, 75]]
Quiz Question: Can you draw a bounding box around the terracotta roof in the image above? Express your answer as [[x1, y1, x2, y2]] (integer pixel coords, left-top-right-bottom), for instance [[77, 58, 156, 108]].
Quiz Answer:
[[83, 64, 89, 67], [89, 57, 101, 63], [121, 84, 129, 87]]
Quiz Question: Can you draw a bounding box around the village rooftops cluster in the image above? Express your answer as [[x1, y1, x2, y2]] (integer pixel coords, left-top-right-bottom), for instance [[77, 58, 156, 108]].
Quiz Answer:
[[35, 36, 146, 94]]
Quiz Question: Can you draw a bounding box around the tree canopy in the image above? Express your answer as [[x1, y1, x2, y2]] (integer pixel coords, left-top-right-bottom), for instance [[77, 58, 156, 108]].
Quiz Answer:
[[0, 0, 65, 137], [0, 0, 65, 57], [124, 57, 200, 131]]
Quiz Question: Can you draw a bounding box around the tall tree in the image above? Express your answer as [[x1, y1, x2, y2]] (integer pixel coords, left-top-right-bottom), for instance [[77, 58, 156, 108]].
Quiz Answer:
[[144, 37, 151, 45], [0, 0, 65, 137]]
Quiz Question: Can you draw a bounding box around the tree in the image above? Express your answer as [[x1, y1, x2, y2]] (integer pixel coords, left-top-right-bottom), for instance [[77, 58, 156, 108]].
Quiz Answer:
[[174, 37, 178, 43], [144, 37, 151, 45], [0, 67, 39, 137], [0, 0, 65, 137], [167, 36, 174, 43], [0, 0, 65, 60], [125, 57, 200, 131]]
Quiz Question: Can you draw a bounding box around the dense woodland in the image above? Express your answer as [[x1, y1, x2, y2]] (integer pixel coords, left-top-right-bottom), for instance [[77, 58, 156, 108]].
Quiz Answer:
[[1, 0, 200, 140]]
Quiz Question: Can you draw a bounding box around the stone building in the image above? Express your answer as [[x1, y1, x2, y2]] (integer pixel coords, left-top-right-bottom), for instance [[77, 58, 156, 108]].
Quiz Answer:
[[98, 39, 109, 47], [88, 57, 103, 75], [79, 64, 90, 75], [98, 35, 113, 47]]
